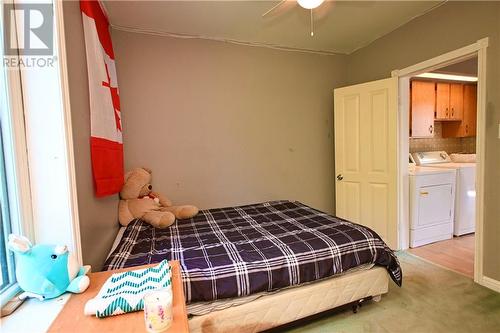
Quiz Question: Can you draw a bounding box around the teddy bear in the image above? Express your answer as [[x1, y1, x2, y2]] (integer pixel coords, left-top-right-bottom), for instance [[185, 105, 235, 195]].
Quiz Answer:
[[118, 167, 199, 228]]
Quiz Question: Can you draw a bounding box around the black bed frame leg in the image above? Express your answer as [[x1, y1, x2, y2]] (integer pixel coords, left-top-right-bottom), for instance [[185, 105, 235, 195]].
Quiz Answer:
[[352, 297, 371, 313], [352, 299, 364, 314]]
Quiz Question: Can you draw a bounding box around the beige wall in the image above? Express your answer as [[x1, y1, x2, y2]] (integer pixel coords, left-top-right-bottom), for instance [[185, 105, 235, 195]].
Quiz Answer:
[[63, 1, 120, 270], [112, 30, 347, 214], [64, 1, 500, 279], [347, 2, 500, 280]]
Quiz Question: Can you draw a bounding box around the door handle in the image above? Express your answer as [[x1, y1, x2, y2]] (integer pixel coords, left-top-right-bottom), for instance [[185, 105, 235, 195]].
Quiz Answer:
[[337, 174, 343, 181], [429, 125, 434, 134]]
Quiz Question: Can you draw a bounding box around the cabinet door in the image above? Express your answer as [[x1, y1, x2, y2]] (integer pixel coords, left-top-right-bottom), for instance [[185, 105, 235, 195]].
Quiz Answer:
[[463, 84, 477, 137], [411, 81, 435, 137], [436, 83, 450, 119], [417, 184, 453, 227], [442, 84, 477, 138], [449, 83, 464, 120]]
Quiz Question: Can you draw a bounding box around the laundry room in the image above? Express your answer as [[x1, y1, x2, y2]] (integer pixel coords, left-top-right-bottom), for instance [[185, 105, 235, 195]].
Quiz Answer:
[[407, 56, 478, 278]]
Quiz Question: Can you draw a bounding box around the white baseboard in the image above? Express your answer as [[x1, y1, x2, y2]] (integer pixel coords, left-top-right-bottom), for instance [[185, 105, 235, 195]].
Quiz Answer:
[[480, 276, 500, 293]]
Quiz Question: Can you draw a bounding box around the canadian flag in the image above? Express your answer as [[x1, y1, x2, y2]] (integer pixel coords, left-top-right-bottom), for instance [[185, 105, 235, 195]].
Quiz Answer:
[[81, 0, 124, 197]]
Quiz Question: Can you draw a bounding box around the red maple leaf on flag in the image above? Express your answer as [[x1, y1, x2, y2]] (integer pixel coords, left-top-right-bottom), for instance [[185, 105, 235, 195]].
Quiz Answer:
[[102, 61, 122, 132]]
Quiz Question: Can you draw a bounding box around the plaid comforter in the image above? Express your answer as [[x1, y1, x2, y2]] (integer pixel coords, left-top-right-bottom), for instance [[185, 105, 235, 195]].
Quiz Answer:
[[104, 201, 402, 303]]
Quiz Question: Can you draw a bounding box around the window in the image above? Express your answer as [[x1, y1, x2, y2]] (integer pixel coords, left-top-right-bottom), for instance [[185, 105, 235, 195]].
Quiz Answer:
[[0, 126, 16, 296], [0, 4, 17, 302], [0, 58, 20, 308], [0, 0, 78, 307], [0, 66, 20, 307], [0, 2, 30, 307]]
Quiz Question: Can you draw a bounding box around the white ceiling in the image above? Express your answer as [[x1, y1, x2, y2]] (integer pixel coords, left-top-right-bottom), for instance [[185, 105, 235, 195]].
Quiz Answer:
[[103, 1, 444, 55]]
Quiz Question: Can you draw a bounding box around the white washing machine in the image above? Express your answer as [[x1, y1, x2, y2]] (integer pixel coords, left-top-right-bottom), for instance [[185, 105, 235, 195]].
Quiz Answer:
[[409, 166, 456, 247], [412, 151, 476, 236]]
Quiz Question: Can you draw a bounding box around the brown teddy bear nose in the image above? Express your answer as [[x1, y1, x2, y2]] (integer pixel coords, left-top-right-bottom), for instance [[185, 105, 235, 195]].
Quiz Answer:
[[148, 185, 152, 190]]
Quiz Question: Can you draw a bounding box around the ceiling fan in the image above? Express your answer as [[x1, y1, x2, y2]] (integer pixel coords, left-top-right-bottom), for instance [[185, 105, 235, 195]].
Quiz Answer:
[[262, 0, 326, 37]]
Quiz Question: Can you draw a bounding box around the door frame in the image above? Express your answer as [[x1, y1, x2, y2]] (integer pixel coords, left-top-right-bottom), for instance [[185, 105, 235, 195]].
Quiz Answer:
[[391, 38, 489, 286]]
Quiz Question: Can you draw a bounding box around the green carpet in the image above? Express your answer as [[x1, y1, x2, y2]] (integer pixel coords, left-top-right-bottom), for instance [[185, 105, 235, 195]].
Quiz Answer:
[[283, 252, 500, 333]]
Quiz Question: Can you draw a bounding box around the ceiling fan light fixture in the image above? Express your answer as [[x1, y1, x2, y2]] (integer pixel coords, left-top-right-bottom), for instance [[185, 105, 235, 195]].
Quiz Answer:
[[297, 0, 325, 10]]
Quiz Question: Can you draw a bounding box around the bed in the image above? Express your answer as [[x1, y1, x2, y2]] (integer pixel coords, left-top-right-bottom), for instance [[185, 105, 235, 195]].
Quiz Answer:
[[105, 200, 402, 332]]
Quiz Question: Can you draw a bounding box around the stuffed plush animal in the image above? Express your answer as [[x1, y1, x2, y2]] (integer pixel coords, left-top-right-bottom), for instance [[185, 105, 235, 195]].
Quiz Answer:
[[7, 234, 90, 301], [118, 167, 199, 228]]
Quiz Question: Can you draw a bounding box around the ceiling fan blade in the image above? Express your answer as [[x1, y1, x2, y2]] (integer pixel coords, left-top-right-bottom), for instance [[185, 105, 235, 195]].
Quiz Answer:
[[262, 0, 288, 17]]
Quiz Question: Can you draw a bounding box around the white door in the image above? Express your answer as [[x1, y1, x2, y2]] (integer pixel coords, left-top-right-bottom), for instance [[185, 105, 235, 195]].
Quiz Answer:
[[334, 78, 398, 249]]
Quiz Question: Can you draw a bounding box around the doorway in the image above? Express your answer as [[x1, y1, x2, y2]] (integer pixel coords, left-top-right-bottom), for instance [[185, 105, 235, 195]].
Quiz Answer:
[[393, 38, 488, 283]]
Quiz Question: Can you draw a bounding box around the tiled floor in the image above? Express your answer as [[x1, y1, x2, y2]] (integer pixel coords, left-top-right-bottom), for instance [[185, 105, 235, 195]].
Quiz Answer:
[[407, 234, 475, 278]]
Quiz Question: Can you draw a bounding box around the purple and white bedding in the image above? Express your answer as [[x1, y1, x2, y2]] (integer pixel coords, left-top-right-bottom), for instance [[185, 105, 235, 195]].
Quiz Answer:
[[104, 200, 402, 304]]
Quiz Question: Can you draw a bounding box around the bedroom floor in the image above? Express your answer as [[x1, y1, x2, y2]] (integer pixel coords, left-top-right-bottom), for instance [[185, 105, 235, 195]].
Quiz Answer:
[[280, 252, 500, 333], [407, 234, 475, 278]]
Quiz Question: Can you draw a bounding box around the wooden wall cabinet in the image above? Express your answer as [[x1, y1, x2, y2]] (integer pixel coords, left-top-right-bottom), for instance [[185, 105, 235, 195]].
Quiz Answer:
[[410, 80, 435, 138], [435, 82, 449, 119], [449, 83, 464, 120], [463, 84, 477, 136], [442, 84, 477, 138], [436, 82, 464, 121]]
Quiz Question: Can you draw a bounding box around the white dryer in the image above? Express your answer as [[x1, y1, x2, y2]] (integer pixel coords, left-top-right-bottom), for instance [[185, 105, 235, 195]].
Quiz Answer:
[[409, 166, 456, 247], [412, 151, 476, 236]]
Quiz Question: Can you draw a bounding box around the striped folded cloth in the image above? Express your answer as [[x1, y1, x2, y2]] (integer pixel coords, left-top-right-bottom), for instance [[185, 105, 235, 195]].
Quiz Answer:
[[84, 260, 172, 318]]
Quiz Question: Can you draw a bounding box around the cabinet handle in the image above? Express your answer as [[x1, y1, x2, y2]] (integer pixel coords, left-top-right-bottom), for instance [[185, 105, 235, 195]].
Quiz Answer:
[[336, 174, 343, 181], [465, 124, 468, 133], [420, 191, 429, 196], [451, 107, 454, 117], [429, 125, 434, 134]]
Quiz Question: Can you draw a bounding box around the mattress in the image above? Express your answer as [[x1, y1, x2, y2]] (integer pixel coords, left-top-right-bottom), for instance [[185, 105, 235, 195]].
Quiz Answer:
[[106, 223, 376, 316], [109, 223, 388, 330], [188, 266, 389, 333], [106, 226, 126, 260], [105, 200, 401, 305], [187, 263, 374, 316]]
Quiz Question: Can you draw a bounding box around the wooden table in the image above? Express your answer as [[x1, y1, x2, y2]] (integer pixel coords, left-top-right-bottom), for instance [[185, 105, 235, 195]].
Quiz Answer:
[[48, 261, 189, 333]]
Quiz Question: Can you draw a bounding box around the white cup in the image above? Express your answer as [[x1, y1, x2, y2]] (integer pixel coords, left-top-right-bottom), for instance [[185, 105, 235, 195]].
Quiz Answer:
[[143, 287, 173, 333]]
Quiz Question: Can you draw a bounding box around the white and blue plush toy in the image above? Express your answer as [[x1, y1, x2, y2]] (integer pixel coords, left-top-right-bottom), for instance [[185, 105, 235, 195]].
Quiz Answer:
[[7, 234, 91, 301]]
